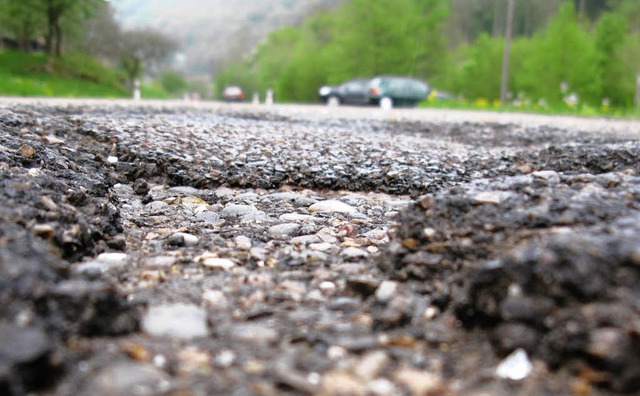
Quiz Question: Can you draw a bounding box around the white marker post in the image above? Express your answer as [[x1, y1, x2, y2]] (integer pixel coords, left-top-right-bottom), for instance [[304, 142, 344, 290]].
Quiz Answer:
[[265, 89, 274, 106], [133, 79, 141, 102]]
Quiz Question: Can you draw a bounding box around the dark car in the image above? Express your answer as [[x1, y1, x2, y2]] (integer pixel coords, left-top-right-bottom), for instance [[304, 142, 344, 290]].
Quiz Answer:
[[366, 76, 430, 108], [318, 78, 371, 106], [319, 76, 430, 108]]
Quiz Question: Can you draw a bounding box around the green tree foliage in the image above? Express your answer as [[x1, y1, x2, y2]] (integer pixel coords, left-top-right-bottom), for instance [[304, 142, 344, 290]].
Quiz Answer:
[[216, 0, 450, 103], [160, 71, 189, 97], [119, 28, 179, 90], [73, 1, 122, 62], [515, 2, 601, 106], [448, 0, 639, 109], [594, 12, 630, 106], [453, 33, 504, 101], [0, 0, 103, 56], [40, 0, 104, 56], [0, 0, 44, 51], [214, 0, 640, 109]]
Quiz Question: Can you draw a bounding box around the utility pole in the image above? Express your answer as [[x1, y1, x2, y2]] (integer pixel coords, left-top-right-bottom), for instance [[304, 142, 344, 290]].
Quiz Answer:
[[635, 69, 640, 109], [500, 0, 515, 105], [578, 0, 586, 19]]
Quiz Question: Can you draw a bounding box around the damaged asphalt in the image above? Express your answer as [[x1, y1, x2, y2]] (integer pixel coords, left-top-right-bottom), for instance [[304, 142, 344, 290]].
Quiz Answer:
[[1, 99, 640, 395]]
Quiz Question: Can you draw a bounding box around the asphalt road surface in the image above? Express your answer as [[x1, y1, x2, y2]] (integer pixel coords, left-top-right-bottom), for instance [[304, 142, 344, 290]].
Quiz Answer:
[[1, 98, 640, 395]]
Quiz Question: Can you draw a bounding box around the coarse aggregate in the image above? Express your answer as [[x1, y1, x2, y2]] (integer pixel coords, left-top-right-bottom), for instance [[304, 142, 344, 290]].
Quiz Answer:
[[1, 99, 640, 395]]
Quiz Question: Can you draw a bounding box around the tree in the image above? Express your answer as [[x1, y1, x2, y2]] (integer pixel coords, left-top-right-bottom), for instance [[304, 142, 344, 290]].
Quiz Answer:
[[500, 0, 515, 104], [446, 0, 564, 45], [608, 0, 640, 107], [594, 12, 629, 106], [74, 0, 122, 62], [0, 0, 45, 51], [516, 2, 600, 106], [39, 0, 104, 57], [453, 34, 505, 100], [119, 28, 179, 90], [244, 0, 450, 102]]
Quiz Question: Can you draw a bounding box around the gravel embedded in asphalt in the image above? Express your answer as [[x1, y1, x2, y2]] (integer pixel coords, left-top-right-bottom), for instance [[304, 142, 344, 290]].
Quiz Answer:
[[1, 99, 640, 395]]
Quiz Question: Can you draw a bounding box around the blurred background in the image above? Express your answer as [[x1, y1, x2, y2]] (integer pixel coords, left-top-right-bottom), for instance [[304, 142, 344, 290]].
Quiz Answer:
[[0, 0, 638, 115]]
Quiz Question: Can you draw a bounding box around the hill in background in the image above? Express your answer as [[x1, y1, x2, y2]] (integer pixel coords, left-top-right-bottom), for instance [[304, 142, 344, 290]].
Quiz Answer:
[[112, 0, 342, 77]]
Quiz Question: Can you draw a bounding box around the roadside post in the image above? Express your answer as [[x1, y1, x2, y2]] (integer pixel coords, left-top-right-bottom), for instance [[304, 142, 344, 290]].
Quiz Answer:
[[133, 79, 141, 102], [265, 89, 274, 105]]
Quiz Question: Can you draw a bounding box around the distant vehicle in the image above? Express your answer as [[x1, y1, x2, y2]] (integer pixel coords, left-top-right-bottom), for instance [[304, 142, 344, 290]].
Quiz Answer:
[[367, 76, 430, 108], [318, 78, 371, 106], [319, 76, 430, 108], [222, 86, 244, 102]]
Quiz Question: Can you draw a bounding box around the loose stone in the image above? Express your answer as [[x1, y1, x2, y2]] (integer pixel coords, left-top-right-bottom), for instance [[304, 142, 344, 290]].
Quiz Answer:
[[495, 348, 533, 381], [201, 258, 236, 271], [268, 223, 300, 238], [393, 368, 445, 395], [166, 232, 199, 247], [375, 281, 399, 302], [195, 211, 221, 223], [230, 323, 279, 345], [473, 191, 503, 204], [309, 200, 357, 214], [221, 204, 257, 217], [142, 304, 208, 339], [235, 235, 252, 250], [82, 362, 170, 395], [341, 247, 369, 259]]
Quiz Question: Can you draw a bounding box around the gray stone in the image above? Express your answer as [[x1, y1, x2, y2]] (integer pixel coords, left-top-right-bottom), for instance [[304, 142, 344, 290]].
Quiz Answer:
[[166, 232, 199, 247], [0, 322, 51, 364], [532, 170, 561, 184], [239, 211, 272, 223], [195, 210, 221, 223], [280, 213, 315, 222], [74, 253, 129, 274], [201, 258, 236, 270], [230, 323, 279, 344], [142, 304, 208, 339], [221, 204, 257, 217], [309, 200, 357, 214], [268, 223, 300, 238], [143, 255, 177, 269], [82, 362, 170, 396], [375, 281, 398, 302], [168, 186, 200, 195], [145, 201, 169, 210], [341, 247, 369, 259], [235, 235, 252, 250], [290, 234, 322, 245]]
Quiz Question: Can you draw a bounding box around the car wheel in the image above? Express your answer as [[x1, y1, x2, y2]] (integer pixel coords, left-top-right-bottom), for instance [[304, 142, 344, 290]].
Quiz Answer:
[[379, 97, 393, 110], [327, 96, 340, 107]]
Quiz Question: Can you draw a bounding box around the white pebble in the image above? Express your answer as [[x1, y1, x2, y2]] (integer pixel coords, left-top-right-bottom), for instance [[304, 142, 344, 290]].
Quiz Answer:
[[309, 200, 357, 214], [142, 304, 208, 340], [201, 258, 236, 271], [319, 281, 336, 293], [375, 281, 398, 302], [496, 348, 533, 380]]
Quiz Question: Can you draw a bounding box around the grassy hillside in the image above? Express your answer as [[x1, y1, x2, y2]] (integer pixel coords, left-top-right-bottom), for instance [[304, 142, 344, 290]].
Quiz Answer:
[[0, 50, 130, 98]]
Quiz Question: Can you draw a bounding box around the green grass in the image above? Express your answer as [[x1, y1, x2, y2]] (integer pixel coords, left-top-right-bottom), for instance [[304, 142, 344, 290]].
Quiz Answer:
[[140, 82, 172, 99], [0, 50, 130, 98], [420, 95, 640, 119]]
